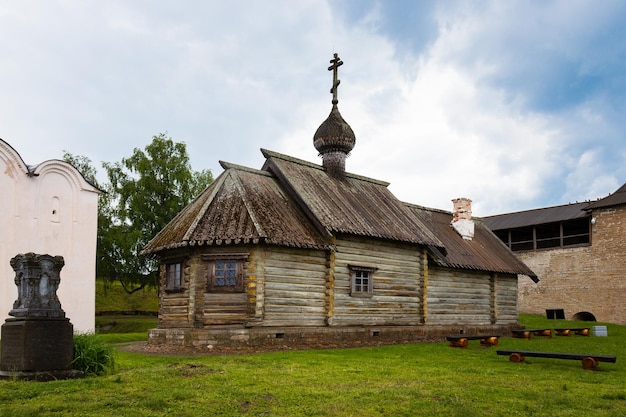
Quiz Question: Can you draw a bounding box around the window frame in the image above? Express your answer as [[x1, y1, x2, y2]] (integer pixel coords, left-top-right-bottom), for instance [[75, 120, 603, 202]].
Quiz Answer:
[[204, 253, 248, 293], [496, 217, 590, 252], [164, 260, 184, 292], [348, 265, 377, 298]]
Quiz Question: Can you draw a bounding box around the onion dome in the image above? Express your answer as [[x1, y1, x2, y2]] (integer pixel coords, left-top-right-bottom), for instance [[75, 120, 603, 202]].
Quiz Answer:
[[313, 105, 356, 155], [313, 53, 356, 179]]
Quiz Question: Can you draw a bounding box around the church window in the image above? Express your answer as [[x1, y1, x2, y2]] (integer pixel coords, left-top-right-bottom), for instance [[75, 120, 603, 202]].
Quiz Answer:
[[349, 265, 377, 297], [165, 261, 183, 291], [204, 254, 247, 292]]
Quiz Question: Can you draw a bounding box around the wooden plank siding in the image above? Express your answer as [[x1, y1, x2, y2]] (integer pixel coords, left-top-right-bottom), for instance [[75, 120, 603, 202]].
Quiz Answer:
[[494, 273, 518, 324], [426, 266, 491, 325], [157, 256, 194, 329], [331, 236, 424, 326], [259, 247, 328, 327]]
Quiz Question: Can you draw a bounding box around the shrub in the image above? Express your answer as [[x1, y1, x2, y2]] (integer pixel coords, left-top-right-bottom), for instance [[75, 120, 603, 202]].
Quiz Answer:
[[72, 333, 116, 376]]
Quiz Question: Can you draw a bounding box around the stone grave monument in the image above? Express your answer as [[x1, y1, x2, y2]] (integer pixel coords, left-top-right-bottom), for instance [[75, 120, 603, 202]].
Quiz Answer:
[[0, 253, 83, 381]]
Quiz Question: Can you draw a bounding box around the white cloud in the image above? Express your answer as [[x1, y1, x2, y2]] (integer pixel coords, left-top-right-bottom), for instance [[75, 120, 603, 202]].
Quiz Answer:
[[1, 0, 625, 216], [565, 149, 620, 202], [279, 1, 577, 215]]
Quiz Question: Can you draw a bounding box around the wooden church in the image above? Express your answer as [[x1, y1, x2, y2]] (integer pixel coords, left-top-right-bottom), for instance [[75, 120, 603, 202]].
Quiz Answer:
[[143, 54, 536, 349]]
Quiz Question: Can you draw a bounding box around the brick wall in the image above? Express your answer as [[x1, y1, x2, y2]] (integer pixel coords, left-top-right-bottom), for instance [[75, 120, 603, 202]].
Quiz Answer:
[[517, 205, 626, 324]]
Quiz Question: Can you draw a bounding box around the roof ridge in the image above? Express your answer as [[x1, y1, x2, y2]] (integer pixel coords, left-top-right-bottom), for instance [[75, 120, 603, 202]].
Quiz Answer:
[[181, 171, 230, 242], [229, 169, 268, 239], [260, 148, 390, 186], [220, 160, 272, 176], [403, 201, 451, 215]]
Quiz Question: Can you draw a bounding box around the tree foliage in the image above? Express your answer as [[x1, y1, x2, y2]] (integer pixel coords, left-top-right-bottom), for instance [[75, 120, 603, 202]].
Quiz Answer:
[[64, 133, 212, 293], [62, 151, 99, 186]]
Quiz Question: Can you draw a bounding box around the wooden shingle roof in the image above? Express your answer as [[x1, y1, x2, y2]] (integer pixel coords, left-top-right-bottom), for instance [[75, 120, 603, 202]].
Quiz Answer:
[[144, 148, 536, 281], [142, 163, 330, 254], [407, 204, 538, 281], [261, 149, 445, 249]]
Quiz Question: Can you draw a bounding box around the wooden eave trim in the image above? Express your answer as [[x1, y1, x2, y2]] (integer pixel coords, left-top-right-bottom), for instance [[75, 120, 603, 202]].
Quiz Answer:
[[202, 253, 249, 261]]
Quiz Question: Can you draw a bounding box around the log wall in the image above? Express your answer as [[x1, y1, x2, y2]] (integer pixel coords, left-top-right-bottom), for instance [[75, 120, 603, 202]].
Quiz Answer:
[[158, 247, 257, 328], [157, 254, 194, 329], [331, 236, 423, 326], [494, 273, 518, 324], [259, 246, 328, 327], [426, 266, 491, 325], [156, 241, 520, 334], [198, 247, 253, 326]]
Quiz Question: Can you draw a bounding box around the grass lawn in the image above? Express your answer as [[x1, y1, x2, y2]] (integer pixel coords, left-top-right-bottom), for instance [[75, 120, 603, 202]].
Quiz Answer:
[[95, 279, 158, 314], [1, 315, 625, 416], [96, 315, 157, 334]]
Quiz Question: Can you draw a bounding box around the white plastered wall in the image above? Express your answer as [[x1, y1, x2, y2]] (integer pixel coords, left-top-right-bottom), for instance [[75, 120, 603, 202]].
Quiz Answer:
[[1, 139, 100, 335]]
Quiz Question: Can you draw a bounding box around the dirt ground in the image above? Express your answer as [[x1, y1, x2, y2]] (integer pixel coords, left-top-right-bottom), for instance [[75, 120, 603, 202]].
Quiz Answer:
[[117, 337, 438, 356]]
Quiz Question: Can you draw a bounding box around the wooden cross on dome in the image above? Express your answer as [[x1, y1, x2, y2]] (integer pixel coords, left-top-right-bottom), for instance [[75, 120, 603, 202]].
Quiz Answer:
[[328, 53, 343, 105]]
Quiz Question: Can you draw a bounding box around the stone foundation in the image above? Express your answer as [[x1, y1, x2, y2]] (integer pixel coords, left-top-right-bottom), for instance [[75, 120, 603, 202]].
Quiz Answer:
[[149, 324, 521, 350]]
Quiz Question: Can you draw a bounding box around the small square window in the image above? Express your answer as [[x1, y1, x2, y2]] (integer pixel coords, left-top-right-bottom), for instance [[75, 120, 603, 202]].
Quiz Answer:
[[214, 260, 238, 287], [165, 262, 183, 291], [207, 259, 244, 292], [349, 265, 376, 297]]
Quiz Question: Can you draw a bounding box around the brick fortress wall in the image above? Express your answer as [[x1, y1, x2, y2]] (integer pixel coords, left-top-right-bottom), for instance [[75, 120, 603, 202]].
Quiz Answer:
[[516, 205, 626, 324]]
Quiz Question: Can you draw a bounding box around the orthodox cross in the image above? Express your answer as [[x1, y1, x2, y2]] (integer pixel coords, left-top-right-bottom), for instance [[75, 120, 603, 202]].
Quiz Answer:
[[328, 53, 343, 105]]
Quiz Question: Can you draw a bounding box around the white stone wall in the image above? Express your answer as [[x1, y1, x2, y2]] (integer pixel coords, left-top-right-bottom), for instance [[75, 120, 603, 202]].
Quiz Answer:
[[1, 139, 100, 335]]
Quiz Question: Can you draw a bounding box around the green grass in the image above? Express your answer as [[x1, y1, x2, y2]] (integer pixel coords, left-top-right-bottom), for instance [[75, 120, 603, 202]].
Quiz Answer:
[[95, 278, 157, 335], [95, 315, 157, 334], [95, 279, 158, 314], [1, 315, 624, 416]]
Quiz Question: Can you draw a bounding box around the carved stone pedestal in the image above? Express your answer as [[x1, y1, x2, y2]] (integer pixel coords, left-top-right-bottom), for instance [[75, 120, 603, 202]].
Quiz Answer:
[[0, 253, 84, 381]]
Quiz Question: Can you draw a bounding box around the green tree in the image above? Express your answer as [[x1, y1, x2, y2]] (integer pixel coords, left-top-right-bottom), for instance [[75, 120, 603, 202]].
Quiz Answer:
[[102, 133, 212, 293], [62, 152, 115, 293], [65, 133, 212, 294], [62, 151, 99, 186]]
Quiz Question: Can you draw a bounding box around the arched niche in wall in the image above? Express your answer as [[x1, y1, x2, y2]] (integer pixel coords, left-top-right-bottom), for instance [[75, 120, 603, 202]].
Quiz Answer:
[[573, 311, 597, 322]]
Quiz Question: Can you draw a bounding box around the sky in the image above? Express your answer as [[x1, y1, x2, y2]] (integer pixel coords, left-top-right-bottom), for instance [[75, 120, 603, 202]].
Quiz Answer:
[[2, 0, 626, 216]]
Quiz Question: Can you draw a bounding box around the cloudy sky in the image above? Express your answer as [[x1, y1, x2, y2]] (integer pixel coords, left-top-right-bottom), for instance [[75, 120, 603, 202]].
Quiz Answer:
[[2, 0, 625, 216]]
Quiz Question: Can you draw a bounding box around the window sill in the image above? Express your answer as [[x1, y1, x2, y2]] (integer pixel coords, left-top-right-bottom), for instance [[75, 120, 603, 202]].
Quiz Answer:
[[350, 293, 373, 298], [164, 288, 185, 293], [205, 288, 245, 293]]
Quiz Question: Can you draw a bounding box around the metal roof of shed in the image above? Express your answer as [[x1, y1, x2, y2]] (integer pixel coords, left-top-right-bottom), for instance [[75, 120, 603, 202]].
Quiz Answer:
[[586, 183, 626, 209], [482, 202, 589, 230], [483, 183, 626, 231]]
